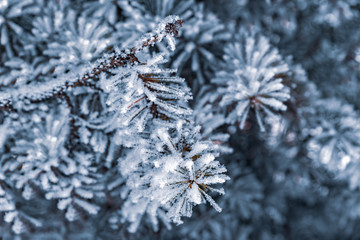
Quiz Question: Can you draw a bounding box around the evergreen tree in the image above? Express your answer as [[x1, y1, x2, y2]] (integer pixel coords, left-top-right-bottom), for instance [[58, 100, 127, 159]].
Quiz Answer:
[[1, 0, 360, 239]]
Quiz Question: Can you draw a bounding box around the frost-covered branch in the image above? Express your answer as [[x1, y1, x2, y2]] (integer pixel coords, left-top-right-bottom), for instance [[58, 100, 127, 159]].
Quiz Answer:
[[120, 126, 229, 232], [0, 16, 183, 110]]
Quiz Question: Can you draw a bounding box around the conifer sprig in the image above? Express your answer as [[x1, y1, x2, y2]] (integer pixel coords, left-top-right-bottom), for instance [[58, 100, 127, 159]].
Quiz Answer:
[[0, 16, 183, 111]]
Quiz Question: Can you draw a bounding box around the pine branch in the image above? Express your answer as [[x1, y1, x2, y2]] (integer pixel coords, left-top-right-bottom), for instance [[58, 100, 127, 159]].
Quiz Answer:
[[0, 16, 183, 111]]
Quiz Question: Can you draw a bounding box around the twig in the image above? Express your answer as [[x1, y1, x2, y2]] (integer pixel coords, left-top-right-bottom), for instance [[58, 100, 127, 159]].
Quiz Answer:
[[0, 16, 183, 111]]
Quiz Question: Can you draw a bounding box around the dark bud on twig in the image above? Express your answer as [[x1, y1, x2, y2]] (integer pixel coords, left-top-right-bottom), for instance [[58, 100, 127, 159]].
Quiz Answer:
[[165, 19, 184, 37]]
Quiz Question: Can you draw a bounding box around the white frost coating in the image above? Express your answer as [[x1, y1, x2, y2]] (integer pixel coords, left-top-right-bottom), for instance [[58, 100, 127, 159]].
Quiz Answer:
[[185, 160, 194, 171], [102, 51, 192, 134], [120, 126, 229, 231], [197, 154, 215, 167], [73, 198, 100, 215], [163, 155, 182, 172], [201, 190, 222, 212], [198, 28, 290, 132], [188, 185, 202, 204], [133, 15, 180, 52], [0, 183, 42, 234], [58, 199, 72, 210], [188, 141, 208, 156], [12, 217, 25, 235], [75, 188, 94, 199], [0, 15, 182, 107], [167, 36, 176, 51], [65, 205, 77, 221], [4, 105, 71, 199]]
